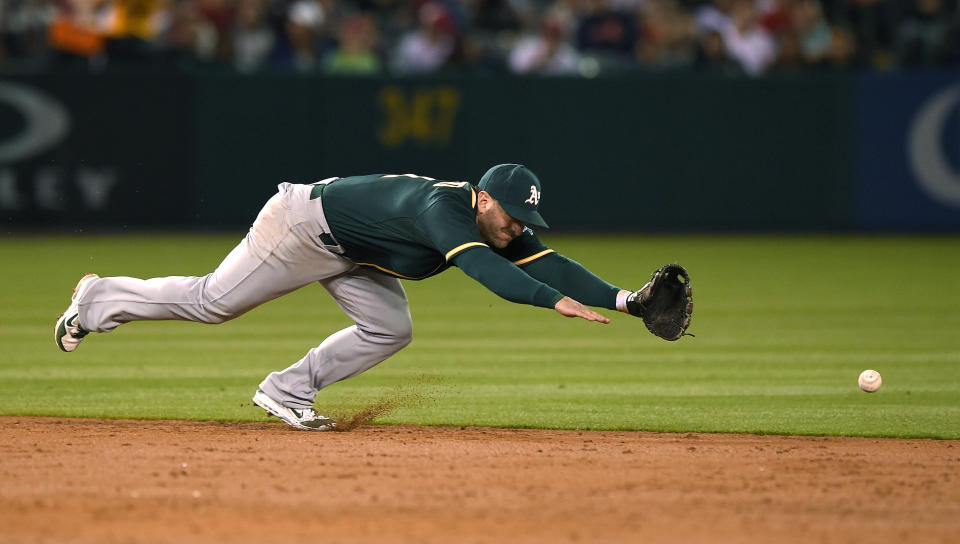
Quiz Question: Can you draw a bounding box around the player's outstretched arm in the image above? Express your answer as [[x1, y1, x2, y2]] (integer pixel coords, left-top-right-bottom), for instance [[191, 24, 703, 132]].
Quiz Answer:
[[520, 252, 621, 310], [554, 296, 610, 324], [495, 229, 621, 310], [454, 247, 567, 308]]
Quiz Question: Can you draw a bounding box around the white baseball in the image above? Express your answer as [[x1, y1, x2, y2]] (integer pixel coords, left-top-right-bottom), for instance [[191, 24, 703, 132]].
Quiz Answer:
[[858, 369, 882, 393]]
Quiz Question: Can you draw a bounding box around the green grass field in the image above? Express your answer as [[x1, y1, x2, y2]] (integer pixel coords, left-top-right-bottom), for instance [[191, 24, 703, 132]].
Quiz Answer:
[[1, 234, 958, 438]]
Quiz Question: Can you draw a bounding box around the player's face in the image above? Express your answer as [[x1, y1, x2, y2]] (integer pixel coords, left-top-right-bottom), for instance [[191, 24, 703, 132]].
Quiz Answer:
[[477, 195, 525, 248]]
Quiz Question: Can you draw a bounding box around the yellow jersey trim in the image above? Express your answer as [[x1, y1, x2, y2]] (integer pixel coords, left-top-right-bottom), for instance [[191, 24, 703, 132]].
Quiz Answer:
[[470, 187, 476, 208], [355, 262, 445, 280], [445, 241, 488, 261], [512, 249, 555, 266]]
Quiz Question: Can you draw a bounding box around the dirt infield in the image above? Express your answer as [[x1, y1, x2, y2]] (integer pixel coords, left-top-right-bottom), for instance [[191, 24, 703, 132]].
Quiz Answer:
[[1, 417, 958, 544]]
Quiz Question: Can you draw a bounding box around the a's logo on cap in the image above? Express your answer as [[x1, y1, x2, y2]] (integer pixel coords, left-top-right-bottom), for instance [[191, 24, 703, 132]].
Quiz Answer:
[[524, 185, 540, 205]]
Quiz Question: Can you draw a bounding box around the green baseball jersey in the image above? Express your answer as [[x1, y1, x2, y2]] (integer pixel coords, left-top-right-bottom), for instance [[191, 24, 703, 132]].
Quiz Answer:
[[310, 173, 623, 311], [315, 173, 553, 279]]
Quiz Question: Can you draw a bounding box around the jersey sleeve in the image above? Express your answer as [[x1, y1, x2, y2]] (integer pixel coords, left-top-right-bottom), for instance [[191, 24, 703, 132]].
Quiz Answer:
[[451, 246, 565, 309], [520, 252, 621, 310], [416, 191, 489, 261], [494, 227, 556, 265], [500, 229, 621, 310]]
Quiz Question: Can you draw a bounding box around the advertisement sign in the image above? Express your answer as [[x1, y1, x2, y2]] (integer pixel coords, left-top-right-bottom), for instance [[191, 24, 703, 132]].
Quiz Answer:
[[858, 74, 960, 229], [0, 75, 193, 228], [4, 71, 959, 231]]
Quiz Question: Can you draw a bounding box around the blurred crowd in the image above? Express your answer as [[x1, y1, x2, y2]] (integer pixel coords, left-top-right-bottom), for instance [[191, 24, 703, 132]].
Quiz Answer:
[[2, 0, 960, 76]]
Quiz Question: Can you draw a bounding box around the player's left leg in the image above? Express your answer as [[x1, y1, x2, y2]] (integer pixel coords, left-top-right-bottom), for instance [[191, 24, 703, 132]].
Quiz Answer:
[[256, 268, 412, 410], [56, 183, 353, 351]]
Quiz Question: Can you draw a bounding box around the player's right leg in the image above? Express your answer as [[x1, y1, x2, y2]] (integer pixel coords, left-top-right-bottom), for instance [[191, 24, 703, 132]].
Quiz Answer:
[[55, 183, 354, 350], [256, 269, 413, 413]]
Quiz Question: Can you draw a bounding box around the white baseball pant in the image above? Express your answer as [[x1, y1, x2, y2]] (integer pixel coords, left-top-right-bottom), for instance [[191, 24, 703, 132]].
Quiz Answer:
[[76, 183, 413, 409]]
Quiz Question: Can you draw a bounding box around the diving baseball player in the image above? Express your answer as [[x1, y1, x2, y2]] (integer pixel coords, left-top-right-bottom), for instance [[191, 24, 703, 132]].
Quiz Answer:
[[55, 164, 693, 430]]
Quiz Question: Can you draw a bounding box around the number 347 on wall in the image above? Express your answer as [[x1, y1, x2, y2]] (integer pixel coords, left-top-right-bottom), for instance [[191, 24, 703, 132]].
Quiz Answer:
[[378, 86, 461, 147]]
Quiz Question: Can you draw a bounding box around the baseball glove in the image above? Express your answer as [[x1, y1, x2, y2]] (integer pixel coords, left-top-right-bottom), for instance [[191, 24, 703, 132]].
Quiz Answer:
[[625, 263, 694, 341]]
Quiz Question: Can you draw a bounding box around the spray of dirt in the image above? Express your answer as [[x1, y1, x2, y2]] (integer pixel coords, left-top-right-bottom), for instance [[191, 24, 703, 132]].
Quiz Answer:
[[321, 375, 442, 432]]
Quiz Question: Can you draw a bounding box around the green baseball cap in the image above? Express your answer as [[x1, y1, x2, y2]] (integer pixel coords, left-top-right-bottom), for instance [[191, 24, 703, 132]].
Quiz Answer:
[[477, 164, 549, 228]]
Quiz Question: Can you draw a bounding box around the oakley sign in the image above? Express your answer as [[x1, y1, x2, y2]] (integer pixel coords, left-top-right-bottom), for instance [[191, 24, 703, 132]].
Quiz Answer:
[[907, 85, 960, 208], [0, 82, 70, 164], [0, 82, 118, 212]]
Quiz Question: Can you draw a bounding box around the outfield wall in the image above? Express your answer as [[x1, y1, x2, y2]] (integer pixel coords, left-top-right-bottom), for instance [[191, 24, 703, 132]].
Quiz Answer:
[[1, 71, 958, 231]]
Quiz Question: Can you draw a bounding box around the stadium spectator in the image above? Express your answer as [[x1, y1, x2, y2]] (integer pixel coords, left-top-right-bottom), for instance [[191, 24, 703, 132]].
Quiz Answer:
[[575, 0, 638, 67], [792, 0, 832, 65], [508, 11, 580, 74], [457, 0, 527, 73], [757, 0, 794, 37], [696, 0, 777, 75], [4, 0, 960, 74], [192, 0, 233, 61], [232, 0, 274, 72], [162, 0, 218, 64], [100, 0, 171, 64], [827, 0, 898, 68], [896, 0, 955, 66], [1, 0, 58, 66], [285, 0, 338, 71], [468, 0, 526, 34], [693, 27, 742, 74], [824, 23, 860, 69], [769, 27, 805, 72], [323, 11, 381, 74], [391, 1, 457, 73], [635, 0, 698, 69], [45, 0, 108, 67]]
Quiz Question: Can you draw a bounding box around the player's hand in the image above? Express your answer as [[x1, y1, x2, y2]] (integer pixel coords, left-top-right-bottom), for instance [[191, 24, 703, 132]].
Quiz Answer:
[[554, 296, 610, 324]]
